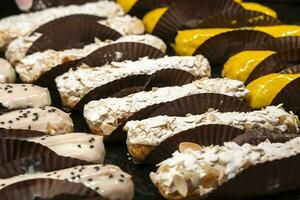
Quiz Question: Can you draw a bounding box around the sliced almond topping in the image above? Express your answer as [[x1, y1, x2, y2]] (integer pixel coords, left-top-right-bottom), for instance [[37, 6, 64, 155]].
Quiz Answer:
[[173, 175, 188, 197], [179, 142, 202, 153]]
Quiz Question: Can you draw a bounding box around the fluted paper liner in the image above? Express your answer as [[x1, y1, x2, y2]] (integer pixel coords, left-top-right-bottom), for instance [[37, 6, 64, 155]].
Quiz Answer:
[[26, 14, 122, 55], [77, 42, 165, 68], [143, 125, 244, 164], [129, 0, 173, 18], [205, 153, 300, 199], [193, 30, 274, 65], [272, 77, 300, 114], [0, 139, 90, 178], [0, 179, 104, 200], [246, 48, 300, 84], [106, 93, 250, 143], [153, 0, 243, 41], [260, 36, 300, 52], [0, 128, 45, 139], [17, 0, 98, 12]]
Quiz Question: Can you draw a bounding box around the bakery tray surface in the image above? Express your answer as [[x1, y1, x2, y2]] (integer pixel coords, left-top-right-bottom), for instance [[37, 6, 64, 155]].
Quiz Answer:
[[1, 1, 300, 200]]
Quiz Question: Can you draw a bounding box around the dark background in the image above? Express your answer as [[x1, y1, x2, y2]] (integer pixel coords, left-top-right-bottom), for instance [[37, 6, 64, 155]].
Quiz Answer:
[[1, 1, 300, 200]]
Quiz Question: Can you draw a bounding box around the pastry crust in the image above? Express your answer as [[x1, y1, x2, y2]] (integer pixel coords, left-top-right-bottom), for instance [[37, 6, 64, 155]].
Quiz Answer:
[[127, 143, 155, 162]]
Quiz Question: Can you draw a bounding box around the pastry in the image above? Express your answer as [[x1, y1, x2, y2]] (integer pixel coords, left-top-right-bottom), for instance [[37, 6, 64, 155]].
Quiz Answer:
[[125, 105, 299, 161], [0, 58, 15, 83], [150, 138, 300, 199], [27, 133, 105, 163], [0, 84, 51, 111], [84, 78, 248, 137], [0, 1, 124, 49], [56, 55, 211, 108], [0, 164, 134, 200], [0, 106, 73, 134]]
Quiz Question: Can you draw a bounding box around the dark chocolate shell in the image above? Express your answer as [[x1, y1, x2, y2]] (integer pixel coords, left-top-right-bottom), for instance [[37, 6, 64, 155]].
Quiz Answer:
[[26, 14, 122, 55], [129, 0, 174, 18], [193, 30, 274, 66], [106, 93, 250, 143], [143, 125, 244, 164], [246, 48, 300, 85], [77, 42, 165, 68], [0, 179, 104, 200], [16, 0, 99, 12], [153, 0, 243, 41], [0, 139, 90, 178]]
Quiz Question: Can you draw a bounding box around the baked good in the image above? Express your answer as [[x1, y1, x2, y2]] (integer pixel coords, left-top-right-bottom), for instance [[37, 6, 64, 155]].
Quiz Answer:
[[0, 58, 15, 83]]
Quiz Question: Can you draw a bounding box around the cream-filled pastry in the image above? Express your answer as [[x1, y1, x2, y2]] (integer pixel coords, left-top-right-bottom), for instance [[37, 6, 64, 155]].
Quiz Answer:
[[0, 58, 15, 83]]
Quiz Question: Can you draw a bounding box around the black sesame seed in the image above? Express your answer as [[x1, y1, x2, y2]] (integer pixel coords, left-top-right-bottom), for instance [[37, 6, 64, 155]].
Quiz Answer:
[[77, 144, 81, 148], [71, 172, 75, 175], [16, 118, 20, 121], [120, 174, 125, 178], [57, 175, 61, 178], [47, 174, 51, 177], [0, 122, 4, 125], [77, 175, 81, 179], [53, 172, 57, 174], [8, 120, 13, 124], [0, 184, 5, 187], [71, 176, 76, 180], [33, 113, 38, 116], [28, 125, 31, 130], [94, 166, 100, 171], [90, 145, 94, 149], [24, 88, 28, 91], [109, 175, 113, 179], [119, 179, 124, 182], [7, 90, 12, 93], [88, 178, 93, 182], [95, 187, 99, 191]]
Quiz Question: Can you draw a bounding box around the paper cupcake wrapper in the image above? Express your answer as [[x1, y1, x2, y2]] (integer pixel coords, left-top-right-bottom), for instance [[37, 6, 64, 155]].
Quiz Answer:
[[232, 128, 299, 146], [0, 179, 102, 200], [260, 36, 300, 52], [16, 0, 99, 12], [26, 14, 122, 55], [0, 139, 90, 178], [193, 30, 274, 66], [77, 42, 165, 68], [272, 77, 300, 114], [205, 154, 300, 199], [153, 0, 243, 41], [0, 128, 45, 139], [106, 93, 250, 143], [182, 10, 280, 30], [143, 125, 244, 165], [246, 48, 300, 84], [129, 0, 173, 18]]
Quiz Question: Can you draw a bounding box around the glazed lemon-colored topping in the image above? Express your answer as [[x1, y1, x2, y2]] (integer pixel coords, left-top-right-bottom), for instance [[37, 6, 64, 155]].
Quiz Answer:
[[246, 74, 300, 109], [222, 50, 276, 82], [175, 28, 234, 56], [174, 25, 300, 56], [240, 2, 277, 18], [143, 7, 168, 33], [117, 0, 137, 13]]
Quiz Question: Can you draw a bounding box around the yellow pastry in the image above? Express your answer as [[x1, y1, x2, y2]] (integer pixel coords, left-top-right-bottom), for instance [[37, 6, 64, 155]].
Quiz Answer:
[[117, 0, 137, 13], [222, 50, 276, 82], [174, 25, 300, 56], [240, 2, 277, 18], [143, 7, 168, 33], [246, 73, 300, 109]]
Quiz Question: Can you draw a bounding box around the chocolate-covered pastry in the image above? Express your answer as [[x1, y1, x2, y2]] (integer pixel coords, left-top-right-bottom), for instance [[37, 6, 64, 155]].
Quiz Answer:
[[0, 1, 124, 49], [150, 138, 300, 199], [0, 84, 51, 111], [0, 164, 134, 200], [125, 105, 299, 161], [56, 55, 211, 108], [0, 106, 73, 135], [84, 78, 248, 137], [0, 58, 15, 83]]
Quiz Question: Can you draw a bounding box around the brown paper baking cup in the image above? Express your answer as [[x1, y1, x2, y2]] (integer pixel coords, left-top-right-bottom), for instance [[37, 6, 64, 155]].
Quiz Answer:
[[143, 125, 244, 164], [148, 93, 251, 118], [105, 69, 196, 143], [0, 139, 90, 178], [193, 30, 274, 65], [35, 59, 81, 89], [260, 36, 300, 52], [26, 14, 122, 55], [0, 128, 45, 139], [0, 179, 103, 200], [77, 42, 165, 68], [205, 154, 300, 199], [153, 0, 243, 41], [16, 0, 99, 12], [280, 65, 300, 74], [246, 48, 300, 84], [129, 0, 173, 18], [182, 10, 280, 30], [271, 77, 300, 114], [232, 128, 299, 146]]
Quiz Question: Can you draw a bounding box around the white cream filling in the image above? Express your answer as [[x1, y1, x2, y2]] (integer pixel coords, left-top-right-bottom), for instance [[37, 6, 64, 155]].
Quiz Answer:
[[125, 105, 300, 146]]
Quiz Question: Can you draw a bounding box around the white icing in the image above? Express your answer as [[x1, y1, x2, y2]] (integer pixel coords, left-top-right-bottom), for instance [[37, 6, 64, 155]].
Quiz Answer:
[[125, 105, 300, 146], [28, 133, 105, 163], [57, 55, 211, 108], [150, 137, 300, 197], [84, 78, 248, 136], [0, 164, 134, 200], [0, 58, 15, 83], [0, 1, 124, 48]]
